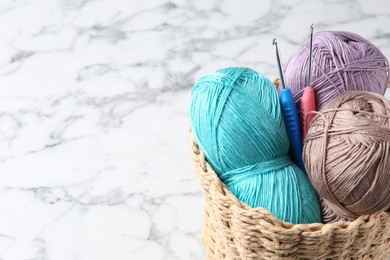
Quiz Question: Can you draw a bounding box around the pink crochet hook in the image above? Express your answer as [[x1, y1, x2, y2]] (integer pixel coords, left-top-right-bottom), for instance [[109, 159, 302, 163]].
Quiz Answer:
[[300, 24, 316, 140]]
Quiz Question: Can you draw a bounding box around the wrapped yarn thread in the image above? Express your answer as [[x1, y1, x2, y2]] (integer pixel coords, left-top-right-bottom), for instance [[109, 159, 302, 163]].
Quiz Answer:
[[303, 91, 390, 223], [284, 31, 389, 111], [190, 67, 321, 224]]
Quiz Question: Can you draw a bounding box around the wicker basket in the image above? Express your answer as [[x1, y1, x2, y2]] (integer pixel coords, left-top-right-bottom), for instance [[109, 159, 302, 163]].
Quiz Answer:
[[189, 132, 390, 259]]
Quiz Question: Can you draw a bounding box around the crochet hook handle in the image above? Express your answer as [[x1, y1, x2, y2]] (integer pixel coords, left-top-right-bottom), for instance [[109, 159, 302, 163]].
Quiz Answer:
[[280, 88, 305, 172]]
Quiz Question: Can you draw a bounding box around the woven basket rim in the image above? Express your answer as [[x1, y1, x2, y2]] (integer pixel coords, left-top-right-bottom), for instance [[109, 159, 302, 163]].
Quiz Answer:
[[188, 128, 390, 232]]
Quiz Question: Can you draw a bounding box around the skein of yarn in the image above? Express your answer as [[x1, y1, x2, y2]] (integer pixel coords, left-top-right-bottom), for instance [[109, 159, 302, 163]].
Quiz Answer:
[[190, 67, 321, 224], [284, 31, 389, 111], [303, 91, 390, 223]]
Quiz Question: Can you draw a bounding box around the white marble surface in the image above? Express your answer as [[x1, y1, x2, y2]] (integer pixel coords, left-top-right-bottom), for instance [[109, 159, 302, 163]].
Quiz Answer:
[[0, 0, 389, 259]]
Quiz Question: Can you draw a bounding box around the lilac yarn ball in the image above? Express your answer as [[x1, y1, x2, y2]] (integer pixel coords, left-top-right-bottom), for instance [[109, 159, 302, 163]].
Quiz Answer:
[[284, 31, 389, 111]]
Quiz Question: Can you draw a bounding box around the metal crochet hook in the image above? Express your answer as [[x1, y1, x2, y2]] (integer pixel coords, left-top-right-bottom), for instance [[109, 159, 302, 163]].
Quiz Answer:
[[272, 39, 286, 89], [307, 24, 314, 86]]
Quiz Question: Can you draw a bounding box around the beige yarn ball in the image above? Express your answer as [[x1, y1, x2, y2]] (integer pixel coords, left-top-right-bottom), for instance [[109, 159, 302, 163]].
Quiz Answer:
[[303, 91, 390, 223]]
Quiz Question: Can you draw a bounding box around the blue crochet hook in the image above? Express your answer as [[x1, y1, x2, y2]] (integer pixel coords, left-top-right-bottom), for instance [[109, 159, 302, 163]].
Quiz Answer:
[[273, 38, 305, 172]]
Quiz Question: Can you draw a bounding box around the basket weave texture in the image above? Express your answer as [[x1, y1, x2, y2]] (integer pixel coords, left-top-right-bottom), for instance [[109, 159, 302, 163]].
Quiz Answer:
[[189, 133, 390, 259]]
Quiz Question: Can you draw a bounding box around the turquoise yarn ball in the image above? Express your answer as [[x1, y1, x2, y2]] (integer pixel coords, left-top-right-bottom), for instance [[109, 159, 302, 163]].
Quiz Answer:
[[190, 67, 321, 224]]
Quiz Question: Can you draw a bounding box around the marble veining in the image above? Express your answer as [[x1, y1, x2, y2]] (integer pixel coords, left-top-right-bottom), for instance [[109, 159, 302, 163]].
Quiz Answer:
[[0, 0, 388, 259]]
